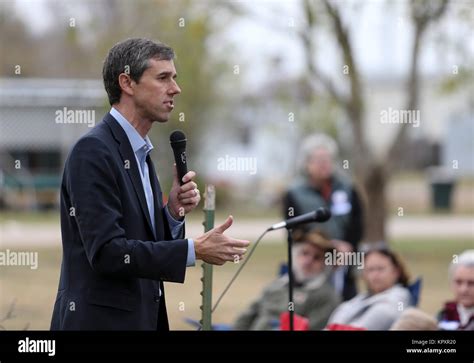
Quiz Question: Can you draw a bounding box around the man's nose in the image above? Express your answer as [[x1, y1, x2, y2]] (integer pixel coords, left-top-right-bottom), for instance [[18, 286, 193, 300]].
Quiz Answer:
[[169, 80, 181, 95], [302, 256, 314, 266]]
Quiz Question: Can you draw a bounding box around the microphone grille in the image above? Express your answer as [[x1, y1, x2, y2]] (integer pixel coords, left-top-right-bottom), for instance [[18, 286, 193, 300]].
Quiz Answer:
[[170, 130, 186, 143], [316, 207, 331, 222]]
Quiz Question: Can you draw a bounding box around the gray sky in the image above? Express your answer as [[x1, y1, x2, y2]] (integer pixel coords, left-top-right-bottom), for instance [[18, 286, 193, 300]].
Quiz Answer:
[[11, 0, 473, 88], [212, 0, 472, 88]]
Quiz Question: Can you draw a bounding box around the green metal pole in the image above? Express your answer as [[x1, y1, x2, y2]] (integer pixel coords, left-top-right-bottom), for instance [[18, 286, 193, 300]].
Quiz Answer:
[[200, 184, 215, 330]]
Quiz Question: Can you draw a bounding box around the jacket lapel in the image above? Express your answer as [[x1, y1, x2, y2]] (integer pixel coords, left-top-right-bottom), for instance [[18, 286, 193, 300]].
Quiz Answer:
[[103, 114, 156, 239]]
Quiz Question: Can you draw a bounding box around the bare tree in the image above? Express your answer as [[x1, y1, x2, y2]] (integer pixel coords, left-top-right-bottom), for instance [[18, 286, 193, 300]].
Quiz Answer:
[[299, 0, 449, 240]]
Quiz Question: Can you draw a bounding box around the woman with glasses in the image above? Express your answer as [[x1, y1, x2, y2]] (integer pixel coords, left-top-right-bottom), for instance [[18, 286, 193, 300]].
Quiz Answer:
[[326, 247, 412, 330]]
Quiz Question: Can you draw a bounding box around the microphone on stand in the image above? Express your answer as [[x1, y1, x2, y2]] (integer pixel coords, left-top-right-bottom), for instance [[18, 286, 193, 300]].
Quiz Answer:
[[268, 207, 331, 332], [269, 207, 331, 231], [212, 207, 332, 325]]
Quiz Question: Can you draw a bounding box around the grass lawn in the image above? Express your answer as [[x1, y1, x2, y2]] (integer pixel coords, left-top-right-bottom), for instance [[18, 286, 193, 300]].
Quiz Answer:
[[1, 238, 472, 330]]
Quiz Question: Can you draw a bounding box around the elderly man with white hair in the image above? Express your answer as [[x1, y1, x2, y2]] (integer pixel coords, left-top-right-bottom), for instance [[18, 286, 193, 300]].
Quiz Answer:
[[282, 134, 364, 301], [438, 250, 474, 330]]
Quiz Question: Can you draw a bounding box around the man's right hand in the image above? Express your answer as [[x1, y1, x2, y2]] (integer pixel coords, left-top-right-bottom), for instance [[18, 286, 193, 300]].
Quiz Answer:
[[193, 216, 250, 265]]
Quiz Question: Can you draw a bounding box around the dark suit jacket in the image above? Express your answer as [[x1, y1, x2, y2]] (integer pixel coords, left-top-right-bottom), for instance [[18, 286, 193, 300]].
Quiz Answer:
[[50, 113, 188, 330]]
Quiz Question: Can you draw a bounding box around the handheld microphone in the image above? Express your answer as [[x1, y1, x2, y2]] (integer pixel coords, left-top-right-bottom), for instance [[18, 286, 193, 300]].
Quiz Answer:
[[170, 130, 188, 185], [269, 207, 331, 231]]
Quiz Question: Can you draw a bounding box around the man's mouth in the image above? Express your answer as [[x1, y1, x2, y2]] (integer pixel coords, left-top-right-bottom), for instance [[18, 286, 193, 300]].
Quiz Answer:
[[164, 100, 174, 110]]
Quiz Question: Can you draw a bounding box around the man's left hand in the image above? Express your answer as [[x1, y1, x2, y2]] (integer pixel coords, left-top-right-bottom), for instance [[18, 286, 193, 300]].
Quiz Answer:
[[167, 164, 201, 220]]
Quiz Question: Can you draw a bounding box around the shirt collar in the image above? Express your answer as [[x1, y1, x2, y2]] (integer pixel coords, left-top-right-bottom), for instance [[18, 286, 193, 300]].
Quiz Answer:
[[110, 107, 154, 155], [457, 303, 474, 326]]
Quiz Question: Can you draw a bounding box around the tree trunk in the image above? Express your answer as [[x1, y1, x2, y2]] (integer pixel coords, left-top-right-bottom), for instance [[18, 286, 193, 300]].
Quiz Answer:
[[298, 0, 448, 242], [363, 164, 388, 242]]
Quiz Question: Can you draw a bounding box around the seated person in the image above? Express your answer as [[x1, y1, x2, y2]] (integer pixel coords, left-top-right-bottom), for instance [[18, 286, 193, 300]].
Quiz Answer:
[[438, 249, 474, 330], [233, 230, 340, 330], [390, 307, 438, 330], [326, 246, 412, 330]]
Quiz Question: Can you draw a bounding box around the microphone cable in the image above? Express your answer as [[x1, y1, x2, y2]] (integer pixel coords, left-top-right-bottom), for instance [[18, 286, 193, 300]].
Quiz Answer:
[[211, 227, 271, 314]]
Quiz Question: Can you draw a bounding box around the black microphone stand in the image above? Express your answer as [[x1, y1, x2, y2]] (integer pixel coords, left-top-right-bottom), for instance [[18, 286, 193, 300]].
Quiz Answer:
[[286, 228, 295, 331], [211, 209, 331, 330]]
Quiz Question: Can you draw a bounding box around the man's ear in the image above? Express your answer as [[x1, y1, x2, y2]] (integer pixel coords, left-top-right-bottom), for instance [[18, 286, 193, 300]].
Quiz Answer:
[[118, 73, 134, 97]]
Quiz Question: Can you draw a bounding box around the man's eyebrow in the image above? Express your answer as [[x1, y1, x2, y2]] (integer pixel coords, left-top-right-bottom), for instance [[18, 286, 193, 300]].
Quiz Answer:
[[157, 71, 177, 78]]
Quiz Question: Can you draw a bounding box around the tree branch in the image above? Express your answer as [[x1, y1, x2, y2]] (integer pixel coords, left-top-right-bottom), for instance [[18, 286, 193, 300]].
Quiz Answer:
[[298, 0, 347, 107], [321, 0, 372, 175], [387, 0, 449, 167]]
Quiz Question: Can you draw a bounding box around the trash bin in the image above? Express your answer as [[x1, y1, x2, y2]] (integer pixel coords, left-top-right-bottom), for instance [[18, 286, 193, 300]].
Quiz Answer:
[[427, 167, 456, 211]]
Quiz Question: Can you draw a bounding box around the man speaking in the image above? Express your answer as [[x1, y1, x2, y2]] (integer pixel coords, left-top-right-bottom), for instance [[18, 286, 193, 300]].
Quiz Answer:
[[50, 38, 249, 330]]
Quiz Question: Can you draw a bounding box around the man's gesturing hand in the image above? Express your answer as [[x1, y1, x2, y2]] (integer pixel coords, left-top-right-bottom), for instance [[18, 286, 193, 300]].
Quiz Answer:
[[194, 216, 250, 265]]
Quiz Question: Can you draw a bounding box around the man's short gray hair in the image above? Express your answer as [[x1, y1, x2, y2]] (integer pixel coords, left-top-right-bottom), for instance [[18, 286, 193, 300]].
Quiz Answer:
[[298, 133, 338, 173], [449, 249, 474, 279]]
